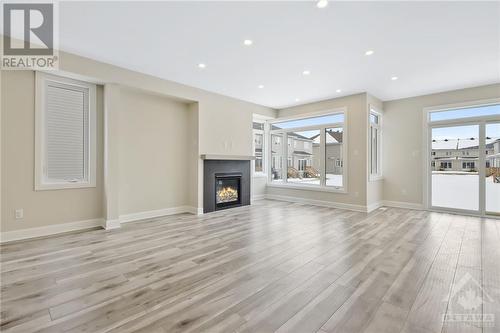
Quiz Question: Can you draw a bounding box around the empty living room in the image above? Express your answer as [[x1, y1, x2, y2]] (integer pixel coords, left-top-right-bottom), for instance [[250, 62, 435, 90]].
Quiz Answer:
[[1, 1, 500, 332]]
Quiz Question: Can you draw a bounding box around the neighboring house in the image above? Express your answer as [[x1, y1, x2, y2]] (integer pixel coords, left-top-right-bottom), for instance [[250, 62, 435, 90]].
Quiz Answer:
[[270, 128, 343, 179], [311, 130, 343, 175], [431, 137, 500, 171], [271, 131, 314, 179], [253, 122, 264, 172]]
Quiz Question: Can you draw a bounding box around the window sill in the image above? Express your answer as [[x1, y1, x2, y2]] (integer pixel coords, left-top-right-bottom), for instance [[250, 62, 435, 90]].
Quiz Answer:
[[267, 182, 347, 194], [369, 175, 384, 182], [252, 173, 268, 178], [35, 181, 96, 191]]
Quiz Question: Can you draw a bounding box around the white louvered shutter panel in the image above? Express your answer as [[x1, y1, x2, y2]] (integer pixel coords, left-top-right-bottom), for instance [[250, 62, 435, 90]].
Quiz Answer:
[[45, 83, 89, 182]]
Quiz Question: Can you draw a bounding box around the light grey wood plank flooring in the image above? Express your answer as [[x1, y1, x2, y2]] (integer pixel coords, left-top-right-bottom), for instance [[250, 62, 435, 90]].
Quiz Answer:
[[1, 199, 499, 332]]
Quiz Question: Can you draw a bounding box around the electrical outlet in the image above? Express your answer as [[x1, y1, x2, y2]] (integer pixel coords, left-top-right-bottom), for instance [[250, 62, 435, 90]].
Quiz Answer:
[[15, 209, 24, 219]]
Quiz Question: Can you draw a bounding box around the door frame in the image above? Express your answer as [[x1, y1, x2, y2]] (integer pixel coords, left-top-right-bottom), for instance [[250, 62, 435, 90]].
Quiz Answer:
[[422, 98, 500, 217]]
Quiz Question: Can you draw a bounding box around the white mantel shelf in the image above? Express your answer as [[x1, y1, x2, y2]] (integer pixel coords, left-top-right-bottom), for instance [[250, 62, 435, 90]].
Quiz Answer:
[[200, 154, 256, 161]]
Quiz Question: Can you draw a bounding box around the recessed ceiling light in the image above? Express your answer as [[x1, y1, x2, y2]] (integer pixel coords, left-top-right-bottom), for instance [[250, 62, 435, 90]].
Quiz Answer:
[[336, 89, 342, 93], [391, 76, 398, 81], [258, 84, 264, 89], [295, 98, 300, 102], [198, 63, 206, 69], [316, 0, 328, 9], [302, 70, 311, 75], [243, 39, 253, 46], [365, 50, 374, 56]]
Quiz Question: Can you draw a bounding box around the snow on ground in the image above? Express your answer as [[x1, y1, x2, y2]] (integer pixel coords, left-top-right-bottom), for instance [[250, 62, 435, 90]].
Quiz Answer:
[[432, 173, 500, 212], [287, 174, 343, 187]]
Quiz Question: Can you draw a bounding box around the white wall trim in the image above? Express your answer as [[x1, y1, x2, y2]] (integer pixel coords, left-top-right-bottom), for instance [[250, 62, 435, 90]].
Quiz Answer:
[[382, 200, 424, 210], [0, 218, 104, 244], [265, 194, 368, 212], [119, 206, 199, 224], [262, 195, 425, 213], [367, 201, 384, 213], [0, 206, 202, 243], [185, 206, 204, 215], [104, 219, 121, 230], [251, 194, 266, 203]]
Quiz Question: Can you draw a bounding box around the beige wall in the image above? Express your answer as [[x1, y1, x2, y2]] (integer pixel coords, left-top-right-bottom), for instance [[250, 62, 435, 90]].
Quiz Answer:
[[118, 87, 192, 216], [1, 50, 275, 233], [267, 93, 368, 207], [1, 71, 104, 232], [59, 51, 276, 157], [382, 83, 500, 206]]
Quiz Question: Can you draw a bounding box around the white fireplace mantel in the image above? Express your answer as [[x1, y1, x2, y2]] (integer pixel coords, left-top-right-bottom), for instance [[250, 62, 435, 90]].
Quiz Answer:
[[200, 154, 256, 161]]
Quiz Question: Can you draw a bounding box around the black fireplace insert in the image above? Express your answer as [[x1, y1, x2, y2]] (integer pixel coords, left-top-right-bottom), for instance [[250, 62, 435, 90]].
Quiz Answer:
[[215, 173, 242, 210]]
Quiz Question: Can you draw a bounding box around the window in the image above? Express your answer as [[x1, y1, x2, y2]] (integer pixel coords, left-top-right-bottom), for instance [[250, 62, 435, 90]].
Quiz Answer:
[[268, 111, 346, 190], [298, 159, 307, 171], [35, 72, 97, 190], [369, 108, 382, 180], [325, 128, 344, 187], [462, 162, 475, 170], [440, 162, 452, 169], [429, 104, 500, 122], [271, 133, 284, 181], [253, 121, 265, 175]]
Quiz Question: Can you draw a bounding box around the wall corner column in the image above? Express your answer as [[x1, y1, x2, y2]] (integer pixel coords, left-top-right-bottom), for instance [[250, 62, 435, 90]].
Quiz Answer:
[[103, 84, 121, 229]]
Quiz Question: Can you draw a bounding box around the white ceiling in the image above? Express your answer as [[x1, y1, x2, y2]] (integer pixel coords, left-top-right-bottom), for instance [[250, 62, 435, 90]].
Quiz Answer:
[[58, 1, 499, 109]]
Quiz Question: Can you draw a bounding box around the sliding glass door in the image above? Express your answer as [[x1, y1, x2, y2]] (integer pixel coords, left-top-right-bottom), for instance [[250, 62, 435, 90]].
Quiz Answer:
[[431, 124, 479, 212], [427, 101, 500, 216], [485, 122, 500, 215]]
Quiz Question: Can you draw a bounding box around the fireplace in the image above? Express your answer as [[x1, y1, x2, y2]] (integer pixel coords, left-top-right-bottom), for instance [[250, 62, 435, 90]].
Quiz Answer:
[[215, 173, 241, 210], [203, 158, 251, 213]]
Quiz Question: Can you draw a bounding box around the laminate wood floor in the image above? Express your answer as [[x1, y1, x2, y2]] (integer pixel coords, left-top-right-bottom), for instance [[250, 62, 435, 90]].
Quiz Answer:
[[1, 199, 499, 333]]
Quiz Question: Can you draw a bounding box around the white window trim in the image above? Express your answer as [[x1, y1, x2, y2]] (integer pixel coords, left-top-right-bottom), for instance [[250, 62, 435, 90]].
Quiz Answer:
[[369, 106, 383, 181], [266, 108, 348, 193], [35, 72, 97, 190], [422, 97, 500, 216], [252, 120, 266, 177]]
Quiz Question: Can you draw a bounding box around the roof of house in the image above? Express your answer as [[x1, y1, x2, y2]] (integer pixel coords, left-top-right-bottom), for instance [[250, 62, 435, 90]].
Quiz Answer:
[[293, 150, 312, 156], [311, 130, 343, 144], [432, 137, 499, 150]]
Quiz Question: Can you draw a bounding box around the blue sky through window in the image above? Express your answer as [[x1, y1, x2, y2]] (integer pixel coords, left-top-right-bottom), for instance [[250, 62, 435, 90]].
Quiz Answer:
[[273, 113, 344, 129], [431, 104, 500, 139], [430, 104, 500, 121]]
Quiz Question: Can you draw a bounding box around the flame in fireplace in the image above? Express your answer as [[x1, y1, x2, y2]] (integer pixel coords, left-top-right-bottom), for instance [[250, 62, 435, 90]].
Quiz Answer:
[[216, 186, 239, 203]]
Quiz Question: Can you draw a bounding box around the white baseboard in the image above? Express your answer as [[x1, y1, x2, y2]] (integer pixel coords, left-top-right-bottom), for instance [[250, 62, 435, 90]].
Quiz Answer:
[[265, 194, 368, 212], [0, 218, 104, 244], [251, 194, 266, 203], [0, 205, 201, 243], [367, 201, 384, 213], [382, 200, 424, 210], [119, 206, 199, 224], [184, 206, 204, 215], [104, 219, 121, 230]]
